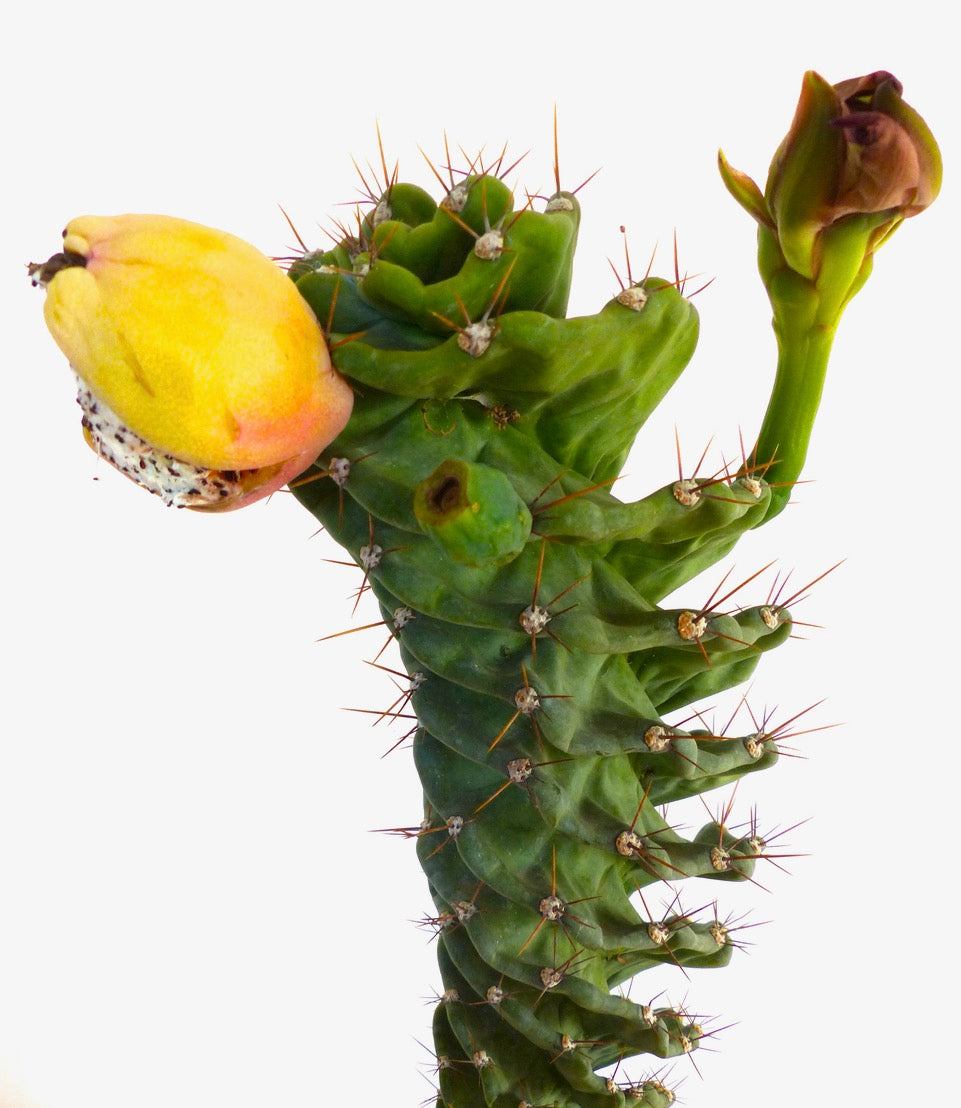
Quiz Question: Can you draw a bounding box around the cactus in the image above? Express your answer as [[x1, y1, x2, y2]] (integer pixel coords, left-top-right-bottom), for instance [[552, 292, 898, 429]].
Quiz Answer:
[[287, 165, 773, 1108], [283, 73, 938, 1105], [29, 71, 940, 1107]]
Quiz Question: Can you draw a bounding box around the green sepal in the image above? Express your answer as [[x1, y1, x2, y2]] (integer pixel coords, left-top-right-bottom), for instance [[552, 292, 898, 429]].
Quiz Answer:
[[814, 210, 898, 321], [765, 70, 845, 280], [717, 149, 772, 228]]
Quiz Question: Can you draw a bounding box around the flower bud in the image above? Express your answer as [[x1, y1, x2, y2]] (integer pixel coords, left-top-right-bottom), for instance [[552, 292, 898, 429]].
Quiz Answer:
[[720, 71, 941, 285], [719, 71, 940, 522], [30, 214, 354, 510]]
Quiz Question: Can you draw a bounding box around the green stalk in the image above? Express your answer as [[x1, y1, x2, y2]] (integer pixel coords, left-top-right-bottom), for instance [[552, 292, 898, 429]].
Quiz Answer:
[[754, 211, 892, 522], [754, 307, 837, 521]]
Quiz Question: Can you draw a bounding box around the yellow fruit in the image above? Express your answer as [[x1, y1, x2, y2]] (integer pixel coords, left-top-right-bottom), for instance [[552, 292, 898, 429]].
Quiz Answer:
[[32, 214, 353, 510]]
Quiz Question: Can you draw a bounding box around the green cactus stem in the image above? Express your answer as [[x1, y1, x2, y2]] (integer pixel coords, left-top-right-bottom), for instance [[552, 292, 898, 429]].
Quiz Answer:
[[282, 74, 938, 1102]]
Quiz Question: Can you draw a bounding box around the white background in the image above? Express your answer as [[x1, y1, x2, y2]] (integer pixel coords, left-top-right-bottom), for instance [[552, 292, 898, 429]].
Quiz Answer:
[[2, 2, 957, 1105]]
